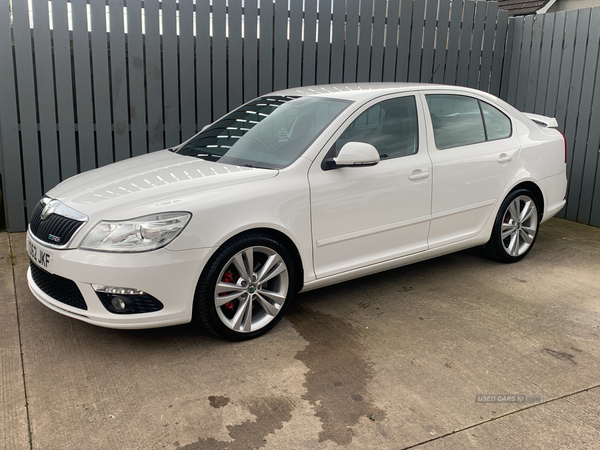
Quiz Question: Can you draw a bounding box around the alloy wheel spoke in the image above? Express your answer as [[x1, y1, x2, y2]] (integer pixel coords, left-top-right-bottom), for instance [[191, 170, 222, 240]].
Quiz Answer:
[[508, 200, 520, 222], [501, 223, 516, 240], [508, 232, 519, 256], [241, 296, 253, 331], [522, 225, 536, 236], [255, 292, 280, 316], [232, 253, 251, 282], [231, 297, 250, 331], [215, 281, 244, 295], [243, 248, 254, 280], [257, 288, 285, 305], [215, 291, 245, 307], [257, 255, 286, 284], [519, 228, 534, 244], [520, 200, 535, 222]]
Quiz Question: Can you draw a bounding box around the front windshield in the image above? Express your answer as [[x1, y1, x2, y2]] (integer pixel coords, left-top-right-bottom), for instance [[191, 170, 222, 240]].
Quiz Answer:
[[177, 95, 352, 169]]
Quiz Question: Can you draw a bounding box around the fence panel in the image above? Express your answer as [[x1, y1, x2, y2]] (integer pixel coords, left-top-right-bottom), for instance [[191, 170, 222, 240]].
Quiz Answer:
[[3, 0, 600, 230], [274, 0, 288, 90], [242, 0, 258, 102], [108, 0, 131, 162], [524, 15, 543, 112], [357, 0, 373, 82], [433, 0, 451, 84], [467, 1, 486, 89], [317, 0, 333, 84], [302, 0, 318, 86], [90, 1, 113, 167], [479, 1, 498, 92], [179, 0, 196, 141], [51, 0, 77, 178], [228, 0, 244, 109], [0, 0, 25, 230], [408, 0, 425, 82], [489, 9, 508, 97], [579, 9, 600, 224], [330, 0, 346, 84], [498, 7, 600, 226], [534, 14, 554, 115], [421, 0, 438, 83], [370, 0, 387, 82], [11, 0, 42, 216], [445, 0, 463, 85], [144, 1, 163, 150], [32, 0, 60, 187]]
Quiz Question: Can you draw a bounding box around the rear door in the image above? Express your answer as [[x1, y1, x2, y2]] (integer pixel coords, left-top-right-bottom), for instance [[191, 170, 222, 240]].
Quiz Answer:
[[421, 91, 520, 248]]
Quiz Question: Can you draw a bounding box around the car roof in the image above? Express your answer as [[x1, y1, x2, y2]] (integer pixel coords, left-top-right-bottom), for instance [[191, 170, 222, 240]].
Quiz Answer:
[[270, 82, 498, 102]]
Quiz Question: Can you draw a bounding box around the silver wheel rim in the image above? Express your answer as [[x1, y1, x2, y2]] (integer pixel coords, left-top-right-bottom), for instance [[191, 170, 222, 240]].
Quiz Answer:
[[501, 195, 538, 257], [214, 246, 288, 333]]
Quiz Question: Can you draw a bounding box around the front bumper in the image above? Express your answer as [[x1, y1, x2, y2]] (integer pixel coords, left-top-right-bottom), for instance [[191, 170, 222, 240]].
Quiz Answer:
[[26, 231, 213, 329]]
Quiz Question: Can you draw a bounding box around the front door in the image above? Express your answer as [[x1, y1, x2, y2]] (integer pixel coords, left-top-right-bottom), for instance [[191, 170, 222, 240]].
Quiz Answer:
[[309, 94, 432, 279]]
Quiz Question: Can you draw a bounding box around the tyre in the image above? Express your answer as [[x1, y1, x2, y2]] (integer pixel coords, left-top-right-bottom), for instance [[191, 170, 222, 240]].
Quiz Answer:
[[484, 189, 541, 263], [194, 233, 296, 340]]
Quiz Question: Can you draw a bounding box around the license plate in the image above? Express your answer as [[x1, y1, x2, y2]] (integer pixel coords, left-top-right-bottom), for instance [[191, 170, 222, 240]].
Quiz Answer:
[[27, 234, 54, 273]]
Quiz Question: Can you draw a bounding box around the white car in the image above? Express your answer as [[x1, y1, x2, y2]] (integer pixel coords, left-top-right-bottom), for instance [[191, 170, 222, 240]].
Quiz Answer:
[[26, 83, 567, 340]]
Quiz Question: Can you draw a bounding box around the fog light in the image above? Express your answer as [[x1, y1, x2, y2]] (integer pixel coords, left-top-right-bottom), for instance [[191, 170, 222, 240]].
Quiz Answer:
[[93, 284, 164, 315], [110, 296, 129, 311]]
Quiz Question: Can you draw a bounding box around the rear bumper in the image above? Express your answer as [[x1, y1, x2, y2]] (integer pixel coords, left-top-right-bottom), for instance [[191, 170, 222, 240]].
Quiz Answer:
[[539, 172, 568, 222]]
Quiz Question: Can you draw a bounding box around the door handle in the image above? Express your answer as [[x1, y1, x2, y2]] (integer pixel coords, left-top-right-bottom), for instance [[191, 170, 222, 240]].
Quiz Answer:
[[497, 154, 512, 164], [409, 171, 430, 181]]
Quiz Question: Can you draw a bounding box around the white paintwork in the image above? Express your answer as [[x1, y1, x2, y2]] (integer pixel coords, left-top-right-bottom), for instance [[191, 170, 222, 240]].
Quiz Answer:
[[28, 83, 567, 330]]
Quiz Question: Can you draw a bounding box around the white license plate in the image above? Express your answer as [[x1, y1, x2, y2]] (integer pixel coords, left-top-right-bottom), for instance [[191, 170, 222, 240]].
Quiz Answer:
[[27, 234, 54, 273]]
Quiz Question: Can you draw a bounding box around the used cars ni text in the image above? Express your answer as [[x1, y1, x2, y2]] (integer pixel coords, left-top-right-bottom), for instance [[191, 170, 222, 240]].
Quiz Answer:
[[27, 83, 567, 340]]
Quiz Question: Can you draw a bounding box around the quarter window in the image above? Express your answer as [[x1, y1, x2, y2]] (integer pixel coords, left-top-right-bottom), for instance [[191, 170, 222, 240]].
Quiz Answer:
[[426, 94, 512, 149], [480, 101, 511, 140], [332, 96, 419, 160]]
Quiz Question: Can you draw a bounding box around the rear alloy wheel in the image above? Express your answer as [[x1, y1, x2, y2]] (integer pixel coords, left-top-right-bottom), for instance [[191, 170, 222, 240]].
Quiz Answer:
[[485, 189, 540, 263], [195, 234, 295, 340]]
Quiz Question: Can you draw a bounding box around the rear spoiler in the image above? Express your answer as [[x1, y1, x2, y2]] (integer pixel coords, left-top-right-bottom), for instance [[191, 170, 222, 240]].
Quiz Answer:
[[523, 113, 559, 128]]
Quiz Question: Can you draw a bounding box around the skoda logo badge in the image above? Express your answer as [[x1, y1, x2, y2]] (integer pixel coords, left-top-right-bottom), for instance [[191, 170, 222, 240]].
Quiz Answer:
[[40, 201, 57, 221]]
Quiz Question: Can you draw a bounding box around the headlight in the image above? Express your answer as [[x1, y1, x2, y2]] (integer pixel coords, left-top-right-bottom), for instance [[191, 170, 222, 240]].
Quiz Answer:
[[80, 212, 191, 252]]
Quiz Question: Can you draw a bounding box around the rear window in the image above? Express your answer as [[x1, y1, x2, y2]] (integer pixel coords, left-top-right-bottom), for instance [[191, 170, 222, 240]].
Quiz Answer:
[[426, 94, 512, 149]]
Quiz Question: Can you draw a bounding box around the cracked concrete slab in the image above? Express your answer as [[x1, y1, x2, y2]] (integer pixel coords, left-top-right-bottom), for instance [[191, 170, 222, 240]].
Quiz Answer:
[[0, 232, 29, 450], [3, 218, 600, 449]]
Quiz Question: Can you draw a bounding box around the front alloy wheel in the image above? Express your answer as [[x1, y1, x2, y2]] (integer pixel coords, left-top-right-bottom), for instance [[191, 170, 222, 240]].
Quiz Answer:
[[485, 189, 540, 263], [195, 234, 295, 340], [215, 246, 289, 333]]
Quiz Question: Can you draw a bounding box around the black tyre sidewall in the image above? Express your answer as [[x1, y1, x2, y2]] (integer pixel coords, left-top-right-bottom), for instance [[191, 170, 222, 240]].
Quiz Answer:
[[485, 189, 541, 263], [194, 234, 296, 341]]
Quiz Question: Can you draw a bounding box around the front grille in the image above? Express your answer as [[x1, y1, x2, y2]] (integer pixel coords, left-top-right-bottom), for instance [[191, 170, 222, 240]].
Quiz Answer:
[[29, 201, 85, 247], [96, 292, 164, 314], [30, 262, 88, 310]]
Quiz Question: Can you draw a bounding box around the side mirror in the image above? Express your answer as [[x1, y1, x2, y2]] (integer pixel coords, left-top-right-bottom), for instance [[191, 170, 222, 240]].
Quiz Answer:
[[332, 142, 380, 167]]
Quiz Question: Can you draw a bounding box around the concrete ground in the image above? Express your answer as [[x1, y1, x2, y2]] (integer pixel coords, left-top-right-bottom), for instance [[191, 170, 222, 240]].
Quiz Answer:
[[1, 218, 600, 450]]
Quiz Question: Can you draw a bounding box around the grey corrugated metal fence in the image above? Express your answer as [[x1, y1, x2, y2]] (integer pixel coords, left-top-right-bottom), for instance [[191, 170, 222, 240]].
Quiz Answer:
[[1, 0, 598, 231], [499, 7, 600, 226]]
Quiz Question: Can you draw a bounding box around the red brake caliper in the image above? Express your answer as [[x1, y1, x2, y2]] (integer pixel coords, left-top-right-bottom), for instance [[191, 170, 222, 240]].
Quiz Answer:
[[221, 271, 235, 309]]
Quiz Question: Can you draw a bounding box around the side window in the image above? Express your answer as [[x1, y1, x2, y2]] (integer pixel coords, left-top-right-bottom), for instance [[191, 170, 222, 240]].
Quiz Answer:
[[426, 95, 485, 149], [333, 96, 419, 160], [480, 101, 511, 140]]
